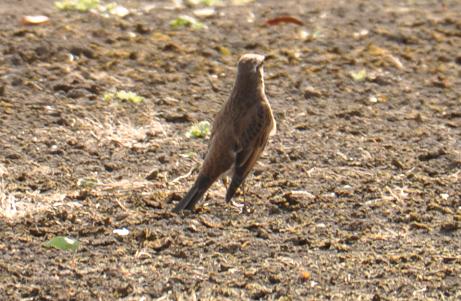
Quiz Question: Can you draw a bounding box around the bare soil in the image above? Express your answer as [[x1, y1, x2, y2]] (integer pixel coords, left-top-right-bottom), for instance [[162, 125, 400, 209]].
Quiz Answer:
[[1, 0, 460, 300]]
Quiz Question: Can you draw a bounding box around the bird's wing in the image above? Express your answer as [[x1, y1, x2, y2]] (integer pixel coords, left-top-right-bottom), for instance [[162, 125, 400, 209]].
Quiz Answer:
[[224, 103, 273, 202], [236, 105, 272, 162], [236, 103, 272, 173]]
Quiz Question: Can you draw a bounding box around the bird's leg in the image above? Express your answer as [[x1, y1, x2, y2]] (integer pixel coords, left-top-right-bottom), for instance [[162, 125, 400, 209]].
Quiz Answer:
[[230, 199, 244, 214], [242, 180, 246, 203], [221, 176, 229, 190], [229, 180, 246, 210], [223, 175, 242, 210]]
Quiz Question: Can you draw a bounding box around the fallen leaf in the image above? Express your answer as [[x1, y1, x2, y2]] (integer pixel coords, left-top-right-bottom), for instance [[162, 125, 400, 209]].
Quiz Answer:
[[303, 86, 322, 98], [113, 228, 130, 236], [21, 15, 50, 26], [77, 177, 99, 188], [353, 29, 369, 39], [54, 0, 100, 12], [369, 95, 378, 103], [186, 0, 221, 6], [107, 4, 130, 17], [218, 46, 231, 56], [266, 16, 303, 26], [43, 236, 80, 251], [299, 269, 311, 282], [199, 216, 222, 228], [145, 237, 172, 251], [170, 15, 206, 30], [193, 7, 216, 18], [350, 69, 367, 81], [366, 44, 404, 69], [231, 0, 254, 5], [387, 54, 404, 69]]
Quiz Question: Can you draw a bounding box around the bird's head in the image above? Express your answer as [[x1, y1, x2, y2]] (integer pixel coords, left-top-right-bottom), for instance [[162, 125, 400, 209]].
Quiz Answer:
[[236, 53, 266, 87], [237, 53, 265, 72]]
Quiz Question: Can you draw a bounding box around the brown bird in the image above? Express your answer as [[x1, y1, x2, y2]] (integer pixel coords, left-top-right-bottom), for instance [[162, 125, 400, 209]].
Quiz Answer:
[[173, 53, 276, 212], [173, 54, 275, 212]]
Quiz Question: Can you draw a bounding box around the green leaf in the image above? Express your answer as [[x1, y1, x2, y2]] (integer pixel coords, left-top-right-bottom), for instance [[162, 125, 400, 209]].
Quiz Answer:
[[77, 177, 99, 188], [103, 90, 144, 103], [187, 0, 222, 6], [55, 0, 130, 17], [179, 152, 197, 158], [115, 90, 144, 103], [99, 3, 130, 18], [218, 46, 231, 56], [350, 69, 367, 82], [54, 0, 100, 12], [231, 0, 255, 4], [43, 236, 80, 251], [103, 92, 114, 102], [170, 15, 206, 30], [186, 121, 211, 138]]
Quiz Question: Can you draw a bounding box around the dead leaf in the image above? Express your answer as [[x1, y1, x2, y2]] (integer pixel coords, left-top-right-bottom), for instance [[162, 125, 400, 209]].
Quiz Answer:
[[193, 7, 216, 18], [299, 269, 311, 282], [145, 237, 171, 251], [303, 86, 322, 98], [199, 216, 222, 228], [366, 44, 404, 69], [266, 16, 303, 26], [21, 15, 50, 26]]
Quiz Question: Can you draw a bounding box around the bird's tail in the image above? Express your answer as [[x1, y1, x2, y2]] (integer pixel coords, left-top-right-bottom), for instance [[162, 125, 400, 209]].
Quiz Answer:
[[173, 174, 213, 212]]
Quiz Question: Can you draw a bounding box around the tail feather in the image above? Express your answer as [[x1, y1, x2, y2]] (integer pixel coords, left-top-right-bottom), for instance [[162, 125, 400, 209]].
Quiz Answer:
[[173, 175, 213, 212]]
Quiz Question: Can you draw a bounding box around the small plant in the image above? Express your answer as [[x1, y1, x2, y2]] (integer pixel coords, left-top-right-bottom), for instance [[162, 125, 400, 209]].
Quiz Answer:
[[350, 69, 367, 82], [99, 2, 130, 17], [54, 0, 100, 12], [187, 0, 222, 6], [231, 0, 255, 4], [77, 177, 100, 189], [55, 0, 130, 17], [170, 15, 206, 30], [103, 90, 144, 103], [186, 121, 211, 138]]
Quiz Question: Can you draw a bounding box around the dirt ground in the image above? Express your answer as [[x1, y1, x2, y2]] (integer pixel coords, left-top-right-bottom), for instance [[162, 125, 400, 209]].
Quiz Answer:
[[0, 0, 460, 300]]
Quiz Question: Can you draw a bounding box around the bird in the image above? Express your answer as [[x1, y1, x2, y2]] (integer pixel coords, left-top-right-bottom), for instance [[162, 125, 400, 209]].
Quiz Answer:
[[172, 53, 276, 212]]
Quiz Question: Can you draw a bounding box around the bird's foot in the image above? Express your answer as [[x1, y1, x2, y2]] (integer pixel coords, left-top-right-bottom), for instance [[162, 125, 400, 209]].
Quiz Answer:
[[229, 199, 245, 213], [230, 199, 244, 208]]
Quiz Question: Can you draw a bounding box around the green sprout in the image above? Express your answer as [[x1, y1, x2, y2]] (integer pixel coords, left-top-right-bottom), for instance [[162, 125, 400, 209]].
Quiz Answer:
[[55, 0, 130, 17], [77, 177, 100, 189], [54, 0, 100, 12], [170, 15, 206, 30], [350, 69, 367, 82], [103, 90, 144, 103], [187, 0, 222, 6], [231, 0, 255, 4], [186, 121, 211, 138]]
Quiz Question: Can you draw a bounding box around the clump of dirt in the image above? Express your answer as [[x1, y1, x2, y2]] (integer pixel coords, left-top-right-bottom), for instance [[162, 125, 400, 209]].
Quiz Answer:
[[1, 0, 460, 300]]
